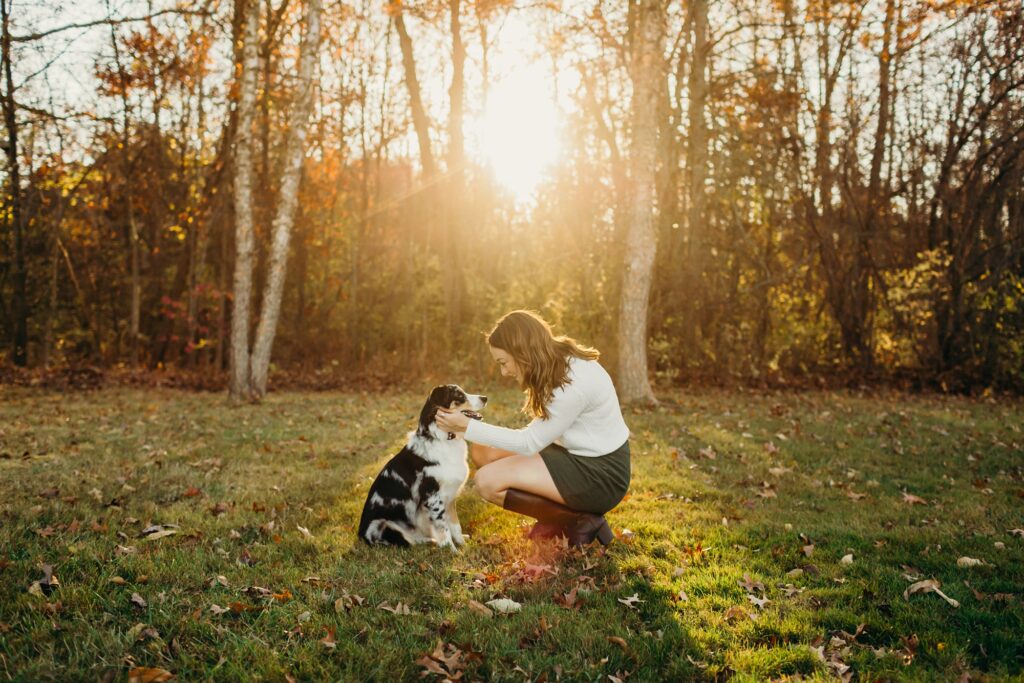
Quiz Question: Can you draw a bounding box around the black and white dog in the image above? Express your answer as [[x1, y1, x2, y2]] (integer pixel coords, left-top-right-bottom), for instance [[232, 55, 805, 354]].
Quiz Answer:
[[358, 385, 486, 549]]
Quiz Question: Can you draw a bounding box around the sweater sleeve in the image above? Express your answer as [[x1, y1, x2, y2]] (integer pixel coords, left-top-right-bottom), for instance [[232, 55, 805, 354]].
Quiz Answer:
[[465, 385, 588, 455]]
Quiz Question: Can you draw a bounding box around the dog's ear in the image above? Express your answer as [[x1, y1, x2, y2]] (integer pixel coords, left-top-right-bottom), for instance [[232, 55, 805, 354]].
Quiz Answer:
[[417, 386, 448, 436]]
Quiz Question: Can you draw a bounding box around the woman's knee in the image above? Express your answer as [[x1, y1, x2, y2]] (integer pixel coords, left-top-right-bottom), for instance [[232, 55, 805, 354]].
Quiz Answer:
[[474, 464, 504, 505]]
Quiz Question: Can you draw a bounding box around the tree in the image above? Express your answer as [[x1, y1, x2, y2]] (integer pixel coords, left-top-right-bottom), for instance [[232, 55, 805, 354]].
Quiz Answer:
[[1, 0, 26, 365], [229, 0, 260, 399], [616, 0, 665, 405], [249, 0, 323, 398]]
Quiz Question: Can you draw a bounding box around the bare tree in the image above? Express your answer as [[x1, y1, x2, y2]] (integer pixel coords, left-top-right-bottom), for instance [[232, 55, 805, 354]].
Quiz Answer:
[[249, 0, 323, 398], [1, 0, 26, 365], [229, 0, 260, 400], [617, 0, 665, 405]]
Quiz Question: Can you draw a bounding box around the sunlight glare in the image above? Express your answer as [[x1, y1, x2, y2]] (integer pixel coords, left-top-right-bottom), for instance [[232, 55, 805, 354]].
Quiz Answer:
[[478, 65, 561, 201]]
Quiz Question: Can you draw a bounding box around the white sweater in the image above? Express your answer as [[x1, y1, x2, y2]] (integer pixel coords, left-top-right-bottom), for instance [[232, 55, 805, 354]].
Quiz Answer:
[[465, 357, 630, 457]]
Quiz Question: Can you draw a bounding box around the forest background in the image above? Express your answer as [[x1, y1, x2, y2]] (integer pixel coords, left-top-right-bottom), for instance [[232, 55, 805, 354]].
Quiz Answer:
[[1, 0, 1022, 399]]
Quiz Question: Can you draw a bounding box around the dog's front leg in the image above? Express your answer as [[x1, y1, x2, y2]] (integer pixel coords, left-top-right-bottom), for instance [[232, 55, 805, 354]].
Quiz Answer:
[[446, 501, 466, 547], [425, 494, 457, 551]]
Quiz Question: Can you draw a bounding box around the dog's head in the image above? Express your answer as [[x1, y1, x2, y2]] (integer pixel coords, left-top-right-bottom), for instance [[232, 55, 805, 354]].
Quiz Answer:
[[418, 384, 487, 439]]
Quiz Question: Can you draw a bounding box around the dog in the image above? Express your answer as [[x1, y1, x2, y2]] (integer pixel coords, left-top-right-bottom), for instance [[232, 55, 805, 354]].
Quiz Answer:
[[358, 385, 486, 549]]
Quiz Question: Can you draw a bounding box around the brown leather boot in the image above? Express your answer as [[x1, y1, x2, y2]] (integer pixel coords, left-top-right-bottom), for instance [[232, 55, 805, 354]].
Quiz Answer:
[[503, 488, 614, 547]]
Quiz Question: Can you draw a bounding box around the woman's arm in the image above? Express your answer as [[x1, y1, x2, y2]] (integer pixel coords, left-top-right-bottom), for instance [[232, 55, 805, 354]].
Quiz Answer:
[[463, 386, 587, 455]]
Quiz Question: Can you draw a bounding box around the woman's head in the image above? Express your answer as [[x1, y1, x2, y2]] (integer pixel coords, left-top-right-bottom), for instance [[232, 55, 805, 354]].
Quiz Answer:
[[486, 310, 599, 418]]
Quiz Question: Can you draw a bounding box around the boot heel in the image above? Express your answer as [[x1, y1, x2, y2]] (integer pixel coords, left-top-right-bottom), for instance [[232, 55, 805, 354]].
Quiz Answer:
[[596, 520, 614, 546]]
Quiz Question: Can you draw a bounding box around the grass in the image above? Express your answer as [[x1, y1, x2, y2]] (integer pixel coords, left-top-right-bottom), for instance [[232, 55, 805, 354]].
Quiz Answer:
[[1, 385, 1022, 682]]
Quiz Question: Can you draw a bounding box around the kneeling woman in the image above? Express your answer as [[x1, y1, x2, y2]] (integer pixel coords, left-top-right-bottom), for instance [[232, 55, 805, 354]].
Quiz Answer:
[[437, 310, 631, 547]]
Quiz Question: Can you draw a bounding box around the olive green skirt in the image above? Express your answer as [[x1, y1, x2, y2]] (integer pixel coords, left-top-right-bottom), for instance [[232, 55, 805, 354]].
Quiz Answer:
[[539, 439, 631, 515]]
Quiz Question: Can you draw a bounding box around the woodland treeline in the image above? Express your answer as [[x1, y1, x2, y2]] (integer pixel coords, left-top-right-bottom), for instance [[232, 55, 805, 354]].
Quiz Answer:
[[1, 0, 1022, 399]]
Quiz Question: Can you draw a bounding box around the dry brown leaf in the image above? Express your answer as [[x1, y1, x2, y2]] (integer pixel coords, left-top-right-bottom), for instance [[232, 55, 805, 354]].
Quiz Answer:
[[377, 601, 411, 614], [320, 627, 337, 649], [127, 667, 175, 683], [956, 557, 984, 568], [467, 600, 493, 617], [901, 492, 928, 505], [723, 605, 752, 621], [131, 593, 147, 609]]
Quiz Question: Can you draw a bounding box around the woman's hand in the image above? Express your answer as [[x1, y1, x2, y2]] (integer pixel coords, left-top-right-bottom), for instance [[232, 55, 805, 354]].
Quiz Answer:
[[436, 408, 471, 434]]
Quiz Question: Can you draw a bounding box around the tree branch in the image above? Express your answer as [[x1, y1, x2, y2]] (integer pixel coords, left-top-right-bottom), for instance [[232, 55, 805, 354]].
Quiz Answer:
[[12, 7, 210, 43]]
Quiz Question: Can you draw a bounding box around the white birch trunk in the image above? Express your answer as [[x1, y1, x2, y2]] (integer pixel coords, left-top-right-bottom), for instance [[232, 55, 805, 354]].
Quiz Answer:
[[249, 0, 322, 398], [616, 0, 665, 406], [229, 0, 260, 401]]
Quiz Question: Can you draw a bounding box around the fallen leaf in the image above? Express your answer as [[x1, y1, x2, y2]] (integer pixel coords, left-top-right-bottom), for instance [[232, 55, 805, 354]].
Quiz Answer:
[[901, 492, 928, 505], [296, 525, 312, 540], [109, 576, 127, 586], [485, 598, 521, 614], [467, 600, 493, 617], [209, 604, 229, 616], [607, 636, 631, 654], [723, 605, 752, 621], [617, 593, 643, 609], [127, 667, 175, 683], [738, 573, 765, 593], [554, 585, 581, 610], [840, 554, 854, 565], [956, 557, 984, 568], [320, 627, 337, 649], [1009, 529, 1024, 538], [182, 487, 202, 498], [139, 524, 179, 541], [904, 579, 959, 607], [747, 594, 770, 609], [272, 589, 292, 603], [209, 502, 231, 516], [377, 601, 411, 614], [28, 564, 59, 597], [131, 593, 147, 609]]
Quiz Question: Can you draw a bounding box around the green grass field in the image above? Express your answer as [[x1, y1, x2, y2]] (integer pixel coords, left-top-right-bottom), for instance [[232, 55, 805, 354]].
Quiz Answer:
[[1, 386, 1022, 682]]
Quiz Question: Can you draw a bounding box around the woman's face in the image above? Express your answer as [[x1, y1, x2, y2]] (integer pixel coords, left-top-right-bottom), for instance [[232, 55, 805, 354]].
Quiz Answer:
[[489, 345, 524, 384]]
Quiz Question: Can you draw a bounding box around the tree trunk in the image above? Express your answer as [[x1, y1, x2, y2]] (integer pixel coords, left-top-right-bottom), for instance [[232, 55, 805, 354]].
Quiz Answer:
[[617, 0, 664, 405], [445, 0, 466, 330], [229, 0, 260, 400], [1, 0, 27, 366], [249, 0, 322, 398], [390, 0, 435, 178], [682, 0, 708, 363]]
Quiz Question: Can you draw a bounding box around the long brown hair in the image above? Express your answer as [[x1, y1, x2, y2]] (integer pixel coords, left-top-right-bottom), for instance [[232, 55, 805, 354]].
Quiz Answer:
[[487, 310, 599, 419]]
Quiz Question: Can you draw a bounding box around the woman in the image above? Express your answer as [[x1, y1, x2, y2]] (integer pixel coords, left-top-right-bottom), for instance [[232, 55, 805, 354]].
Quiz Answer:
[[436, 310, 631, 547]]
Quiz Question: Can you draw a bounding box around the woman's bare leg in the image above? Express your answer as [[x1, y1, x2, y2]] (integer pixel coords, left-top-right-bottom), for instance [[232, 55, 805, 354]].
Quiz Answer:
[[469, 443, 518, 468], [474, 454, 566, 507]]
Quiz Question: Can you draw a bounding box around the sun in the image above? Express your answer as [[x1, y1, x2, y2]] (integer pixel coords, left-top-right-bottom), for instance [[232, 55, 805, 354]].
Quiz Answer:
[[476, 63, 561, 202]]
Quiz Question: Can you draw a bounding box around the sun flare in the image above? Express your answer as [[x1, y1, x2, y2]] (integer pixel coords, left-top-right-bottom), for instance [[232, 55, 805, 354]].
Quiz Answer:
[[477, 65, 561, 201]]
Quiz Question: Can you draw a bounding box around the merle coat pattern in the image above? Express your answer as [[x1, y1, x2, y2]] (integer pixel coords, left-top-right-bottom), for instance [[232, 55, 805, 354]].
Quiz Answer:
[[358, 385, 486, 549]]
